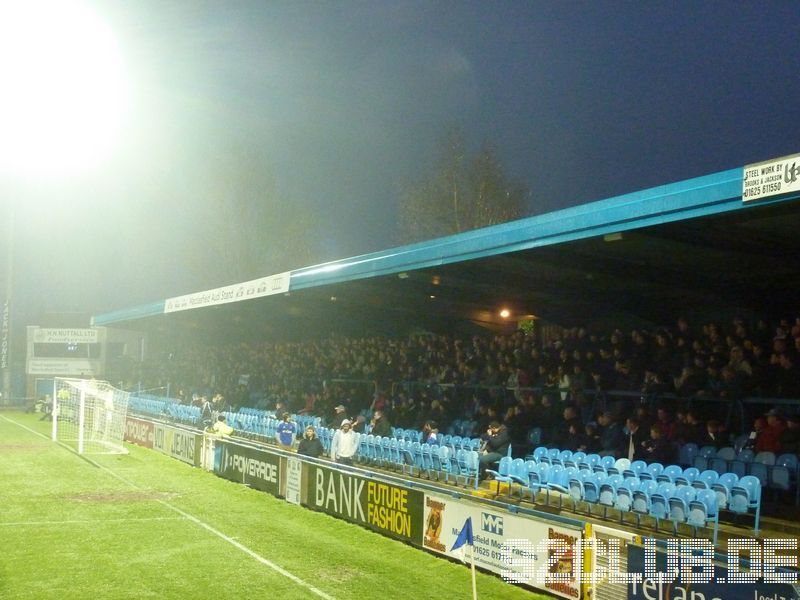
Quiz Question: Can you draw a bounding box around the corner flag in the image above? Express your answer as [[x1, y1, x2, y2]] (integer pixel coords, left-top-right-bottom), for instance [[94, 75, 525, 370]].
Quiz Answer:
[[451, 517, 478, 599], [451, 517, 474, 554]]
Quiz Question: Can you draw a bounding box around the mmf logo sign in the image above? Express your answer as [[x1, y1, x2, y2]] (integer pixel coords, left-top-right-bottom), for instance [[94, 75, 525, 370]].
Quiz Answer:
[[481, 512, 504, 535]]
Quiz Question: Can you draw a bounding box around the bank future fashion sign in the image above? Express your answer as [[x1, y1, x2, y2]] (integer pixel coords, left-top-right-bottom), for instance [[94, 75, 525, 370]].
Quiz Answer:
[[303, 464, 424, 544]]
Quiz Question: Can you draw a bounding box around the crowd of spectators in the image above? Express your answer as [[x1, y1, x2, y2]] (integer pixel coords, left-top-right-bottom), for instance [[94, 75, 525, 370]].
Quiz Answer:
[[132, 313, 800, 460]]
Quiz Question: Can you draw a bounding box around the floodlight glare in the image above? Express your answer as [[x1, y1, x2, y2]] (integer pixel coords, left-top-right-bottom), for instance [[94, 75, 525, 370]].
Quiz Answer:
[[499, 309, 511, 319], [0, 0, 130, 177]]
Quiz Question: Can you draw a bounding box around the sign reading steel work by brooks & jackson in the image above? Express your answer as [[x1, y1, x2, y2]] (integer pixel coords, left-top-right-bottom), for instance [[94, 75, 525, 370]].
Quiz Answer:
[[215, 440, 280, 495], [742, 152, 800, 202], [304, 464, 424, 544]]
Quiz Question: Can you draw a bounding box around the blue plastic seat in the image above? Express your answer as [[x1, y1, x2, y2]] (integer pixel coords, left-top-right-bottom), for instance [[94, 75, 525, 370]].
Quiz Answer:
[[679, 443, 699, 467], [693, 456, 708, 471], [485, 456, 514, 493], [646, 462, 664, 479], [559, 449, 573, 463], [462, 450, 482, 489], [649, 483, 675, 531], [659, 464, 682, 484], [505, 458, 530, 499], [615, 481, 637, 522], [748, 462, 769, 487], [585, 453, 602, 467], [614, 458, 632, 473], [688, 488, 720, 545], [598, 479, 618, 517], [776, 453, 799, 470], [676, 466, 699, 487], [770, 465, 791, 492], [548, 448, 562, 461], [582, 474, 603, 513], [737, 449, 755, 463], [630, 460, 647, 477], [729, 459, 748, 478], [754, 451, 776, 466], [571, 451, 587, 465], [730, 475, 762, 534], [533, 446, 548, 461], [668, 486, 696, 532], [568, 476, 584, 510], [716, 446, 736, 462], [545, 465, 568, 506], [436, 445, 453, 481], [693, 469, 719, 490], [600, 455, 616, 471], [699, 445, 717, 459], [709, 457, 728, 474]]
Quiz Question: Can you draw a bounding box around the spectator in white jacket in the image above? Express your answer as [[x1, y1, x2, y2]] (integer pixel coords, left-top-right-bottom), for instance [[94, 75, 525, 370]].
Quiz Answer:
[[331, 419, 359, 465]]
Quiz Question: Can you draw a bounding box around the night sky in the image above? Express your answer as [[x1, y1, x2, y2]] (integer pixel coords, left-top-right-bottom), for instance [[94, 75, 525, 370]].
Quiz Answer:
[[6, 0, 800, 321]]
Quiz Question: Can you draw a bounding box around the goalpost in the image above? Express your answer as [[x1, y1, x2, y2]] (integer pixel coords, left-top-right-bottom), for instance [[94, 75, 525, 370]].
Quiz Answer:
[[51, 377, 130, 455]]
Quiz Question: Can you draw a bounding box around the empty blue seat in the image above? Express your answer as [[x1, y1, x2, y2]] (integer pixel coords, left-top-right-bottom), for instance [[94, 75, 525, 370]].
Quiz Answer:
[[693, 469, 719, 490], [668, 486, 696, 532], [646, 462, 664, 479], [679, 443, 699, 467], [688, 488, 720, 545], [716, 446, 736, 462], [649, 482, 675, 531], [730, 475, 762, 534], [571, 451, 587, 465], [699, 445, 717, 459], [485, 456, 514, 493], [748, 462, 769, 487], [631, 480, 658, 526], [676, 467, 700, 487], [754, 451, 776, 466], [614, 458, 632, 473], [585, 453, 602, 467], [658, 464, 682, 483], [600, 455, 616, 471]]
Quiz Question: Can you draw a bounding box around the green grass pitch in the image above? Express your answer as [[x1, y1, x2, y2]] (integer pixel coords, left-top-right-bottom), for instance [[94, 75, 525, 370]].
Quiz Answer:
[[0, 413, 547, 599]]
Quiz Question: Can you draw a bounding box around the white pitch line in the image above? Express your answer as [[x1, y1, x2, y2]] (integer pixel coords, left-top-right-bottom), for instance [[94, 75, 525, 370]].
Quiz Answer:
[[0, 517, 185, 526], [0, 415, 335, 600]]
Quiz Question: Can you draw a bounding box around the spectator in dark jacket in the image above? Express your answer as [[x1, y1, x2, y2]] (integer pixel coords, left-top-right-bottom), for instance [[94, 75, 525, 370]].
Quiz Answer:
[[624, 417, 649, 461], [480, 422, 510, 476], [642, 424, 674, 464], [597, 411, 625, 457], [297, 426, 324, 458]]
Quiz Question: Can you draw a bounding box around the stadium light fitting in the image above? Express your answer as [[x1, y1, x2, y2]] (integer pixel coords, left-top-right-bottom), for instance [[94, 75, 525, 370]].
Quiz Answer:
[[0, 0, 130, 177], [499, 309, 511, 319]]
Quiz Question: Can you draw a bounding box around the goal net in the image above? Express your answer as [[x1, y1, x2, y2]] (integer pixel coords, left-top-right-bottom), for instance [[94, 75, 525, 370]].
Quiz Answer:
[[51, 378, 130, 455]]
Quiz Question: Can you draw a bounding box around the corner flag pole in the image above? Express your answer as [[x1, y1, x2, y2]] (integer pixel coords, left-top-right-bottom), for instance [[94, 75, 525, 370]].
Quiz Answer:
[[470, 543, 478, 600], [451, 517, 478, 599]]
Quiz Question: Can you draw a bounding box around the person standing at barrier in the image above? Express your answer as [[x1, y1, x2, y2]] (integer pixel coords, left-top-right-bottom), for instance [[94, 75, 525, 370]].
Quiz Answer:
[[331, 419, 358, 465], [276, 412, 297, 450], [297, 425, 324, 458], [210, 415, 234, 437]]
